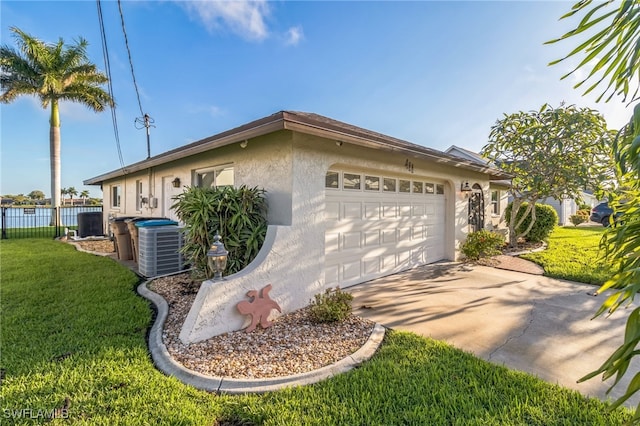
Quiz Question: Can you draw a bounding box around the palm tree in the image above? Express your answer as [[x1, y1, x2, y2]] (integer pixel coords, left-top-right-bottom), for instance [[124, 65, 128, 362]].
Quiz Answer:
[[0, 27, 113, 214], [60, 188, 68, 206], [80, 190, 90, 206], [67, 186, 78, 205]]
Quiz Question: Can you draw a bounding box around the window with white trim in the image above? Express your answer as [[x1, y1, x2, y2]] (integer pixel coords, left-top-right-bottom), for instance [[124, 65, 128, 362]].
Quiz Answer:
[[343, 173, 361, 190], [491, 190, 500, 215], [365, 175, 380, 191], [325, 171, 339, 189], [383, 178, 396, 192], [111, 185, 121, 208], [195, 165, 234, 188], [399, 179, 411, 193], [135, 180, 143, 211], [425, 183, 435, 194]]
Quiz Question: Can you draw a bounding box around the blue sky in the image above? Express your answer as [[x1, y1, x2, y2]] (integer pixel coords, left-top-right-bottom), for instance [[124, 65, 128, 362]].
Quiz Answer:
[[1, 1, 633, 199]]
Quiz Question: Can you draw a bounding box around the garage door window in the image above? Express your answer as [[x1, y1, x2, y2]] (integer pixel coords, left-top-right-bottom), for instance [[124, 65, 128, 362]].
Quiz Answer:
[[383, 178, 396, 192], [343, 173, 361, 190], [365, 176, 380, 191], [325, 171, 339, 189], [436, 184, 445, 195], [399, 179, 411, 193], [413, 181, 424, 194], [425, 183, 435, 194]]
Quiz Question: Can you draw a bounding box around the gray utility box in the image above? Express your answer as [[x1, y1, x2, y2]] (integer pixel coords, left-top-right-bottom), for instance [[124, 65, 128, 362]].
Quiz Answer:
[[137, 225, 184, 277]]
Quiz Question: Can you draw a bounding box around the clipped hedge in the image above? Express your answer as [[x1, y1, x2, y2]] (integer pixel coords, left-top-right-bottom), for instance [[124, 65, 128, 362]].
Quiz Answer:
[[505, 202, 558, 242]]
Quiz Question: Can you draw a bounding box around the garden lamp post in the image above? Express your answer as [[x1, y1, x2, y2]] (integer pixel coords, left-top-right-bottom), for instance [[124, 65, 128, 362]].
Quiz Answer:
[[207, 232, 228, 280]]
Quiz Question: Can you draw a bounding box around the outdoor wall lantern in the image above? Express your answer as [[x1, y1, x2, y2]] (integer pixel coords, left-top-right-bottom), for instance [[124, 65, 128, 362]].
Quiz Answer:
[[207, 232, 228, 280], [461, 181, 472, 197], [172, 177, 181, 188]]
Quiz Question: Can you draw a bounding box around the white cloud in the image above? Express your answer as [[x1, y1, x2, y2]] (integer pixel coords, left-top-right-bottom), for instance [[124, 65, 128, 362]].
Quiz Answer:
[[185, 103, 225, 118], [182, 0, 271, 41], [284, 26, 303, 46]]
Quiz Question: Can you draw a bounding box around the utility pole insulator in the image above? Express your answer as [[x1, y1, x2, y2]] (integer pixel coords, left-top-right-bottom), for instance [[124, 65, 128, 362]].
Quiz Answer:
[[135, 113, 155, 159]]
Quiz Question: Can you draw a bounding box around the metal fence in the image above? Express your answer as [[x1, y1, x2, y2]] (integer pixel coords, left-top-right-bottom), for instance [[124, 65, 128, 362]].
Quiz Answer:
[[1, 206, 103, 239]]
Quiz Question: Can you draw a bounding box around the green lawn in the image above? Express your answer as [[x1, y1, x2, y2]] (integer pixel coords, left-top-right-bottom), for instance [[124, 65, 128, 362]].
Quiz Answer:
[[520, 226, 613, 285], [0, 239, 630, 425]]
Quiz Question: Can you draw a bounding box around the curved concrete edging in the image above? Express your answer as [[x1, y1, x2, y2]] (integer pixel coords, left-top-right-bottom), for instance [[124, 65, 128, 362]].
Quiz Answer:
[[137, 281, 386, 394]]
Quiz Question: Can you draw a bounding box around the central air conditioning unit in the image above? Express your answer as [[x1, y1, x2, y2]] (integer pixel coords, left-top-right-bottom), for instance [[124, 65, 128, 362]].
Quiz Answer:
[[137, 225, 185, 277]]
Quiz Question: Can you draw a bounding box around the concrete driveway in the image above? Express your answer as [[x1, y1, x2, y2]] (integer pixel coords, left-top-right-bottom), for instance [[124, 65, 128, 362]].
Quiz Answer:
[[349, 262, 639, 408]]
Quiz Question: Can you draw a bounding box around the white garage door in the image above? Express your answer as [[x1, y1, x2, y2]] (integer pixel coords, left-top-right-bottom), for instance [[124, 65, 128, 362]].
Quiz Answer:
[[324, 170, 446, 287]]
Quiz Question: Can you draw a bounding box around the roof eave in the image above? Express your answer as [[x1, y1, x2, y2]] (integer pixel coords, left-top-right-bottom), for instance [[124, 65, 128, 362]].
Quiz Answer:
[[84, 113, 287, 185]]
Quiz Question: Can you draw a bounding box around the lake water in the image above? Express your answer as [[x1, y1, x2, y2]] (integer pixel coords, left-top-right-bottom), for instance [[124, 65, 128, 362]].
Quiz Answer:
[[1, 206, 103, 228]]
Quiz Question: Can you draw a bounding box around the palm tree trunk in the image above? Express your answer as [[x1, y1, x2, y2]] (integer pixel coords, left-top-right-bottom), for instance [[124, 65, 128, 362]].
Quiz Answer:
[[50, 100, 61, 226]]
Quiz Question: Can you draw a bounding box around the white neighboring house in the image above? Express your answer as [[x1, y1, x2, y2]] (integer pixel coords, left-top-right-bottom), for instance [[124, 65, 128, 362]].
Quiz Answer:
[[445, 145, 599, 226], [537, 193, 599, 225], [86, 111, 510, 343]]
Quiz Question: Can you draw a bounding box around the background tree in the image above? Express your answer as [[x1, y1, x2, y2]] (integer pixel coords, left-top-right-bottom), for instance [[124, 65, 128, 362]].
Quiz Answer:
[[67, 186, 77, 205], [80, 189, 90, 205], [60, 188, 68, 206], [482, 103, 613, 246], [27, 190, 45, 202], [548, 0, 640, 420], [0, 27, 113, 213]]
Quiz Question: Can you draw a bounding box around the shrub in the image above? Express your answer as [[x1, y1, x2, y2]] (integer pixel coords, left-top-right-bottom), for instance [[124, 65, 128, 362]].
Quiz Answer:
[[505, 202, 558, 242], [309, 287, 353, 323], [172, 185, 268, 278], [569, 209, 590, 226], [461, 229, 505, 261], [569, 214, 587, 226]]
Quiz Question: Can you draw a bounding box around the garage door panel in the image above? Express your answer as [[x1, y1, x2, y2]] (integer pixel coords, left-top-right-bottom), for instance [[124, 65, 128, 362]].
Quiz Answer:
[[364, 230, 380, 247], [383, 203, 398, 218], [326, 201, 340, 220], [382, 229, 397, 244], [343, 260, 361, 280], [342, 232, 362, 250], [343, 203, 362, 219], [364, 203, 381, 219], [363, 257, 380, 275], [412, 204, 425, 217], [325, 232, 340, 253], [325, 265, 339, 286]]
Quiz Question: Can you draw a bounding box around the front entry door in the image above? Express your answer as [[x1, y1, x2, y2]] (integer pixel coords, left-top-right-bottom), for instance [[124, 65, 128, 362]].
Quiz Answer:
[[468, 184, 484, 232]]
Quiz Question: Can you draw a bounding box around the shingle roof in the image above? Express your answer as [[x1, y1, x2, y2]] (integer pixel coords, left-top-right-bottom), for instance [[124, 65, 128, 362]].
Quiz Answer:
[[84, 111, 511, 184]]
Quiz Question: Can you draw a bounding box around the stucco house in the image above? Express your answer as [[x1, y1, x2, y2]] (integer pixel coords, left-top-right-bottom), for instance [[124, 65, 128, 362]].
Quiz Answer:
[[85, 111, 510, 343]]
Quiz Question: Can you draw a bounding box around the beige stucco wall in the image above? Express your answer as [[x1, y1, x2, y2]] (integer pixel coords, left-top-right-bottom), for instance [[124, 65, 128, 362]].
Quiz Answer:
[[96, 130, 494, 342], [178, 132, 492, 342]]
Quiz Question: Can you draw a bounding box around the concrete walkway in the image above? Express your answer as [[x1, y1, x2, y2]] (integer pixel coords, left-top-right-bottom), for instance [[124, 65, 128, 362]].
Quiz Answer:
[[349, 261, 639, 408]]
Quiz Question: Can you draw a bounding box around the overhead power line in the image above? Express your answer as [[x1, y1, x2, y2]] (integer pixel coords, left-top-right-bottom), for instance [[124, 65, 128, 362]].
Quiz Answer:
[[96, 0, 126, 172], [117, 0, 154, 159]]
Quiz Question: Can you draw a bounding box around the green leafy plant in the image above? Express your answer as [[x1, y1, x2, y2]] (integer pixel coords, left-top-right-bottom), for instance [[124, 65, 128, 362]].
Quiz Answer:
[[309, 287, 353, 323], [505, 202, 558, 243], [548, 1, 640, 418], [461, 229, 505, 261], [172, 185, 267, 278], [569, 210, 590, 227]]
